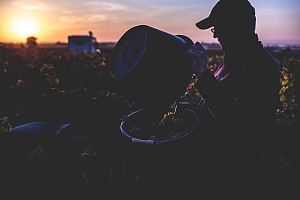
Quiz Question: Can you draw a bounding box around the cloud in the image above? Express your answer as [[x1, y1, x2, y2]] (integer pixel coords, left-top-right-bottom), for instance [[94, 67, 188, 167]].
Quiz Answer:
[[145, 5, 196, 18], [87, 14, 107, 22], [84, 1, 127, 11], [60, 9, 74, 14], [59, 14, 107, 24], [59, 16, 83, 23], [47, 24, 62, 29], [12, 1, 43, 10]]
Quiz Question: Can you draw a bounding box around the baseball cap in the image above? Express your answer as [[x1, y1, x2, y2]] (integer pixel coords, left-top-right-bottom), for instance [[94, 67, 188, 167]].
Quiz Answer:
[[196, 0, 256, 30]]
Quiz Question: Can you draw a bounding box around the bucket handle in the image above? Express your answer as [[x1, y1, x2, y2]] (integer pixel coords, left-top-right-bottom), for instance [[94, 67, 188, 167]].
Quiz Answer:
[[132, 138, 155, 145]]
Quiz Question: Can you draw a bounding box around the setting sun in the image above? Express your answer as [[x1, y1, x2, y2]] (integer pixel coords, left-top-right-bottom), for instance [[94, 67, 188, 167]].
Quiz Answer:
[[11, 17, 39, 37]]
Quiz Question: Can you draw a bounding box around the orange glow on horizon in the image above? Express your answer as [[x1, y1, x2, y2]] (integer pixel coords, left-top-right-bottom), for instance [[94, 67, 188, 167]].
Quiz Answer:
[[10, 17, 39, 37], [0, 1, 299, 45], [1, 10, 44, 43]]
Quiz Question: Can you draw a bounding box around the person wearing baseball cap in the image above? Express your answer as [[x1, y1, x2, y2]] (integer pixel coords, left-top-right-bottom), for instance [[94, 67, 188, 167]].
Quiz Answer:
[[184, 0, 281, 198], [196, 0, 257, 51]]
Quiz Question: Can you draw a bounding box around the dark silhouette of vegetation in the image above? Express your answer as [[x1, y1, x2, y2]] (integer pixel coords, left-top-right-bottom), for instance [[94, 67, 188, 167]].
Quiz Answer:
[[26, 36, 38, 48], [0, 47, 299, 199]]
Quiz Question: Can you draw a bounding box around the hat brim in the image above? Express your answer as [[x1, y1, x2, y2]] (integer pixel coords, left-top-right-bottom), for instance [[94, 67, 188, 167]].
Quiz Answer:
[[196, 16, 216, 29]]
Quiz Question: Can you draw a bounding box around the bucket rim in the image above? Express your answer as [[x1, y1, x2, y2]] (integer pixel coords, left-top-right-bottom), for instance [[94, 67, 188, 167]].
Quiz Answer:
[[120, 107, 199, 145]]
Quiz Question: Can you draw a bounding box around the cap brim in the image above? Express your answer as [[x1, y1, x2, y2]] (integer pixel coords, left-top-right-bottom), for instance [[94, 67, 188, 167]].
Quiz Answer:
[[196, 16, 216, 29]]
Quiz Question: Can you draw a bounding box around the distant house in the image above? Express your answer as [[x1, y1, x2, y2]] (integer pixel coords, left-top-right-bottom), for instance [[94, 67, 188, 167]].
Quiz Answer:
[[68, 31, 98, 53]]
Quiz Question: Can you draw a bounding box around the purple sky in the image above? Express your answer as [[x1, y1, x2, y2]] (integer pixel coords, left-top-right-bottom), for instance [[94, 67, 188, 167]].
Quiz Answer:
[[0, 0, 299, 45]]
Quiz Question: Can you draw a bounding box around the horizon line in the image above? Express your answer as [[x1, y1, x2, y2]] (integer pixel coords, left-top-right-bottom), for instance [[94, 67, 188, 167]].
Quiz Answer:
[[2, 40, 300, 45]]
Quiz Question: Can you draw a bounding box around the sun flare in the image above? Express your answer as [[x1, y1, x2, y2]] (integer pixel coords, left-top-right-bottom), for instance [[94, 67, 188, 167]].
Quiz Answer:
[[11, 17, 39, 37]]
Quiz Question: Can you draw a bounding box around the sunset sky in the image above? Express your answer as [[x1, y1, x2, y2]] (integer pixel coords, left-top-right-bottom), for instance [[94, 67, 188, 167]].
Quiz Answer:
[[0, 0, 299, 45]]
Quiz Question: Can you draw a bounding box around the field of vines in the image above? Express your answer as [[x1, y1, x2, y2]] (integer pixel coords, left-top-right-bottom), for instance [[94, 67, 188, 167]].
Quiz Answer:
[[0, 46, 299, 199]]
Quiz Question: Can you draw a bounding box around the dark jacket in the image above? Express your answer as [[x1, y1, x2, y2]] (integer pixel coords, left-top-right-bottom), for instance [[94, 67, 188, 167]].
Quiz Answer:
[[190, 37, 280, 186]]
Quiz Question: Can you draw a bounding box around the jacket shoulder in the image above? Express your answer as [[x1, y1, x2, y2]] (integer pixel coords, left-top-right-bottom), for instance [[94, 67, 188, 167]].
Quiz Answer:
[[253, 49, 279, 71]]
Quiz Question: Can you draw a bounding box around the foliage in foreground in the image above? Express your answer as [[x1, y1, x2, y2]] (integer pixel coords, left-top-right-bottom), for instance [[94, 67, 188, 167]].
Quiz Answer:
[[0, 47, 299, 198]]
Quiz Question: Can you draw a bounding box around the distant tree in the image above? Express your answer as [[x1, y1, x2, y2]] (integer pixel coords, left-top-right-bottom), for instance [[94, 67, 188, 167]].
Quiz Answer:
[[26, 37, 38, 48], [55, 41, 67, 45]]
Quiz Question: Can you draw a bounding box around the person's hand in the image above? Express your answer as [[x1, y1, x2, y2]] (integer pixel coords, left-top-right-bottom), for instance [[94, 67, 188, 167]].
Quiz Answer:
[[186, 42, 208, 78]]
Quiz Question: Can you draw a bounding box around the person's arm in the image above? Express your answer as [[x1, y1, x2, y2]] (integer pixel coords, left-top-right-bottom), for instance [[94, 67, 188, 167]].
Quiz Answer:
[[195, 56, 279, 125], [186, 42, 279, 130], [194, 56, 280, 154], [195, 66, 264, 125]]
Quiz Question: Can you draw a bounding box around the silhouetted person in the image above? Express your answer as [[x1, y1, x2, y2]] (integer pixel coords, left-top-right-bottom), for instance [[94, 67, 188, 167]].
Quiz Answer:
[[184, 0, 280, 198]]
